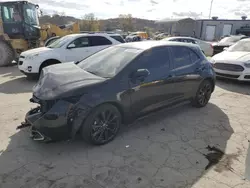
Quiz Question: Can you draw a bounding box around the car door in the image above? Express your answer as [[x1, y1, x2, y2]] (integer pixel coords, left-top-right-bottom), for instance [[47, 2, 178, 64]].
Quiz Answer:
[[169, 46, 203, 99], [88, 36, 113, 54], [128, 47, 176, 116], [65, 36, 90, 62]]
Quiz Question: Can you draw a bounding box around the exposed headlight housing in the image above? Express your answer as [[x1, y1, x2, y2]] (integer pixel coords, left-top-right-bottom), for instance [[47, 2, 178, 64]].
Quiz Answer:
[[26, 54, 39, 60], [210, 58, 216, 64], [244, 61, 250, 68]]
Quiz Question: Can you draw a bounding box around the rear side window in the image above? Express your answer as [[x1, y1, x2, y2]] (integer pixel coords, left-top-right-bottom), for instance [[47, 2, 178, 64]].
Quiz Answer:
[[171, 46, 200, 68], [110, 35, 125, 43], [89, 36, 112, 46]]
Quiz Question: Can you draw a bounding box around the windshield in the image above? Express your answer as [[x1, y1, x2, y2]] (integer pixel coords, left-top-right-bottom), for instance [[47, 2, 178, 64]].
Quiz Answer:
[[78, 46, 142, 78], [47, 35, 71, 48], [228, 40, 250, 52], [219, 36, 242, 44], [23, 3, 39, 25]]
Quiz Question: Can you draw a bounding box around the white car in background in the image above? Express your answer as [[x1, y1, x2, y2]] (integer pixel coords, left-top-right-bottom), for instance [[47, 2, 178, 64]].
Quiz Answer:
[[162, 36, 213, 57], [211, 39, 250, 81], [18, 33, 121, 78]]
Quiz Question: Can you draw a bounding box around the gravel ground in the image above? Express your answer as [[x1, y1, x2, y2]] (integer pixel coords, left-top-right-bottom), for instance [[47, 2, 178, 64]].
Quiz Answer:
[[1, 66, 250, 188]]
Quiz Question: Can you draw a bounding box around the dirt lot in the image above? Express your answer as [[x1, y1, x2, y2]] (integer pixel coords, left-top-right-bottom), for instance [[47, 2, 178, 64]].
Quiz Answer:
[[1, 66, 250, 188]]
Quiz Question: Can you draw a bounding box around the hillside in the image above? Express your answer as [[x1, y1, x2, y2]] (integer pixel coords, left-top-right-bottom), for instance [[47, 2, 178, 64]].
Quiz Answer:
[[39, 15, 164, 32]]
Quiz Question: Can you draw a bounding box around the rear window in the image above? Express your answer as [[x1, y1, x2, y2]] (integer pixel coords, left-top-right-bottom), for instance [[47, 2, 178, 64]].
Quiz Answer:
[[110, 35, 125, 43]]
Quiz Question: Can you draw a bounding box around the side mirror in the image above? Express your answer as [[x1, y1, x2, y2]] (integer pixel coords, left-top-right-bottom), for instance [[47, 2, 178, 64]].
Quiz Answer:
[[67, 43, 76, 49], [223, 47, 229, 51], [131, 69, 150, 81]]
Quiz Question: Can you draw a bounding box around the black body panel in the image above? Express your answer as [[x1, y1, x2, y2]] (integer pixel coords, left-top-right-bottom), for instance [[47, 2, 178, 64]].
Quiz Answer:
[[21, 42, 216, 141]]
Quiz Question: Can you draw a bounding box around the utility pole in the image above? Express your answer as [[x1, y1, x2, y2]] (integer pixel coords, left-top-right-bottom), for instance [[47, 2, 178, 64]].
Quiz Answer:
[[209, 0, 214, 19]]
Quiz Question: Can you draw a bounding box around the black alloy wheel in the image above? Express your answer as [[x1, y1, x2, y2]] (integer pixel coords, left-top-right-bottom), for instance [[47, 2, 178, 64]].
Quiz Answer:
[[192, 80, 213, 108], [81, 104, 121, 145]]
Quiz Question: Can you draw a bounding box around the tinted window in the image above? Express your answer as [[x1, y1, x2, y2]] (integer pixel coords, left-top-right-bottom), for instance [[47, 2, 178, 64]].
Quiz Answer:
[[171, 46, 198, 68], [48, 35, 72, 48], [187, 39, 197, 44], [110, 35, 125, 43], [135, 47, 170, 70], [2, 6, 14, 22], [89, 36, 112, 46], [190, 50, 200, 62], [69, 37, 89, 48]]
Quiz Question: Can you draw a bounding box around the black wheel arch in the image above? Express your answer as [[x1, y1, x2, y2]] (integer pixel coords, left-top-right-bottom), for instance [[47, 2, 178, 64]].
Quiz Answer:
[[71, 101, 125, 138], [204, 77, 215, 92], [39, 59, 61, 73]]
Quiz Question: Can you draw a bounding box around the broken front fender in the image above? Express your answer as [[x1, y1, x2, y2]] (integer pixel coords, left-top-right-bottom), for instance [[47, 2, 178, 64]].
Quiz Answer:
[[23, 97, 92, 141], [25, 100, 74, 141]]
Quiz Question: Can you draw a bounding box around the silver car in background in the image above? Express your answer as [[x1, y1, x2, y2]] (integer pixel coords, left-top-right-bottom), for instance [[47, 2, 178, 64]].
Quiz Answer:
[[162, 36, 214, 57]]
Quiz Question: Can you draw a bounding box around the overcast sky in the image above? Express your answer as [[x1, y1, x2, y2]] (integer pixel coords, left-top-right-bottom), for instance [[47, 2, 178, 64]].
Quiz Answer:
[[3, 0, 250, 20]]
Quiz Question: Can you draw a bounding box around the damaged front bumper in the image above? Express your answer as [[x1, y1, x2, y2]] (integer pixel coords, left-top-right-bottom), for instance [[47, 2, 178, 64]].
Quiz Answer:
[[17, 97, 79, 142]]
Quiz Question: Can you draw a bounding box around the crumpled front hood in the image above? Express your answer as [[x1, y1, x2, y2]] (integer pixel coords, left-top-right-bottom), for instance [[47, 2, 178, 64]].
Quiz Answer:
[[33, 63, 105, 100], [213, 51, 250, 62], [21, 47, 52, 56]]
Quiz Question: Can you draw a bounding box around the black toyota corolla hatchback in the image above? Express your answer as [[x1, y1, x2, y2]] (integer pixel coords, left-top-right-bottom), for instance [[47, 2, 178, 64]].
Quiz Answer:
[[19, 41, 216, 145]]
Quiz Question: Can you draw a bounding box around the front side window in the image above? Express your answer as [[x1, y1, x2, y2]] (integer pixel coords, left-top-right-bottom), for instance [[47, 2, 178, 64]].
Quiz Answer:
[[23, 3, 39, 25], [171, 46, 195, 68], [69, 37, 89, 48], [89, 36, 112, 46], [134, 47, 170, 70]]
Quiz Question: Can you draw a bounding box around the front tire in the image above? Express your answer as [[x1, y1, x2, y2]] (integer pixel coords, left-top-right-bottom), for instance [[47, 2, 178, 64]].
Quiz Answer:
[[191, 80, 213, 108], [81, 104, 121, 145], [0, 40, 15, 67]]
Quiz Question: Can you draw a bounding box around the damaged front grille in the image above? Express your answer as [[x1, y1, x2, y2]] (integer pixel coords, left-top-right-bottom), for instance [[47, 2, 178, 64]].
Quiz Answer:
[[40, 100, 58, 113], [30, 95, 57, 113]]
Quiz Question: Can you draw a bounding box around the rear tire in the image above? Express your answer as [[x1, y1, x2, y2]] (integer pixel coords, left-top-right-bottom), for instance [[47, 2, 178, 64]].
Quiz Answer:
[[191, 80, 213, 108], [81, 104, 121, 145], [0, 40, 15, 67]]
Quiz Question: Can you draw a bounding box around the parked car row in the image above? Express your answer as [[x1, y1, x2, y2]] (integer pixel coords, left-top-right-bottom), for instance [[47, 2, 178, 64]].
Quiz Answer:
[[211, 38, 250, 81], [18, 40, 216, 145], [162, 36, 214, 57], [211, 35, 249, 55]]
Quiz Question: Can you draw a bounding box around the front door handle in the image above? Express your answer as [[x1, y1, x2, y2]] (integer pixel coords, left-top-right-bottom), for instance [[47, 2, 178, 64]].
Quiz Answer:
[[168, 74, 175, 78]]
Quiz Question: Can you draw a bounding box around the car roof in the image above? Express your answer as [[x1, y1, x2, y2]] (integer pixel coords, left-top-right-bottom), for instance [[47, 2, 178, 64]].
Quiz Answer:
[[66, 33, 114, 38], [166, 36, 197, 40], [116, 40, 199, 50], [108, 33, 122, 36]]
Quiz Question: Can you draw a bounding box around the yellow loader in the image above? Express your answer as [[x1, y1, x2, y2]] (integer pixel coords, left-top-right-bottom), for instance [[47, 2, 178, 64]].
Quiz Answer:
[[0, 1, 80, 67]]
